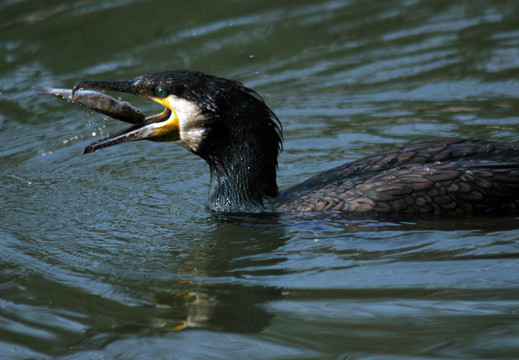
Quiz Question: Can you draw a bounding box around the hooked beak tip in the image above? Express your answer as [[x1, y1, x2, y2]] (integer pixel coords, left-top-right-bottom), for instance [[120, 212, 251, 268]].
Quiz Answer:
[[83, 145, 95, 154]]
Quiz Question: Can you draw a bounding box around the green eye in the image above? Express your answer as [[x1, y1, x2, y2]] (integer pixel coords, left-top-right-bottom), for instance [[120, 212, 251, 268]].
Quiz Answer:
[[156, 87, 167, 98]]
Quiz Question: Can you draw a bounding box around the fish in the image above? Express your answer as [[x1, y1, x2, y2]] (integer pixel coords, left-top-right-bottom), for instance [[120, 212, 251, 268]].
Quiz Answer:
[[35, 86, 145, 124]]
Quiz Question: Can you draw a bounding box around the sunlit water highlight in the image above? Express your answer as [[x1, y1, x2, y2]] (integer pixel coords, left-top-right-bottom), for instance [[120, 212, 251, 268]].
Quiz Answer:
[[1, 1, 519, 359]]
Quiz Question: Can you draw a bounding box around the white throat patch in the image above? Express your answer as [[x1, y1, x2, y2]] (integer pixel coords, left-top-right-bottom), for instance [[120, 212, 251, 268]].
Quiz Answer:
[[167, 95, 206, 152]]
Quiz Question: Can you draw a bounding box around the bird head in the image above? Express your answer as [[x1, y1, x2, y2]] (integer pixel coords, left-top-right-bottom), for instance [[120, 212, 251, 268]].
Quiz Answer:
[[74, 70, 282, 163]]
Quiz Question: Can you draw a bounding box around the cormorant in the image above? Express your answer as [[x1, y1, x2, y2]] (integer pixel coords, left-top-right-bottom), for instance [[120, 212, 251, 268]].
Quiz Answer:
[[72, 70, 519, 215]]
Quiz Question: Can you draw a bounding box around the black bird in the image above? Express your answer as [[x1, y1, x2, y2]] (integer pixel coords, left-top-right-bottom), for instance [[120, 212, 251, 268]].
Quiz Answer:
[[72, 70, 519, 215]]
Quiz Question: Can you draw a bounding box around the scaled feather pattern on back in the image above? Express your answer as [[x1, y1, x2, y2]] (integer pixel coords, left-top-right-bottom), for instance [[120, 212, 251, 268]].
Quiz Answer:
[[277, 139, 519, 215]]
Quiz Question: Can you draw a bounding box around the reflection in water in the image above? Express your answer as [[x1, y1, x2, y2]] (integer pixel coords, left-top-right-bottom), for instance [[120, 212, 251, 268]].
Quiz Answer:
[[69, 215, 287, 352], [1, 0, 519, 358], [153, 216, 287, 333]]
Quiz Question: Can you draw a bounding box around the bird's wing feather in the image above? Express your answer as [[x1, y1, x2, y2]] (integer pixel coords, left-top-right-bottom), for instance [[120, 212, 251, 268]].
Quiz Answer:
[[279, 139, 519, 214]]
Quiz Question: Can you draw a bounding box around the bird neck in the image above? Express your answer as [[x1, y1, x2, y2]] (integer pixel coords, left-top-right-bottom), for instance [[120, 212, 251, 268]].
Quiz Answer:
[[205, 144, 279, 213], [192, 83, 282, 213]]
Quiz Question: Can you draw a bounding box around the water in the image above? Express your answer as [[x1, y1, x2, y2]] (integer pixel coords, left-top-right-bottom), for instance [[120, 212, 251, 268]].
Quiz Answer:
[[1, 0, 519, 358]]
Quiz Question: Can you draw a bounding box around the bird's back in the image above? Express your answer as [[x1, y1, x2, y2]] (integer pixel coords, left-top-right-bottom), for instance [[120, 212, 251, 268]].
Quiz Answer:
[[277, 139, 519, 215]]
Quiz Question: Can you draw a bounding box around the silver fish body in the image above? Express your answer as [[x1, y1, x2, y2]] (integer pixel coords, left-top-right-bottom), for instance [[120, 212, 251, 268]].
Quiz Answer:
[[35, 86, 145, 124]]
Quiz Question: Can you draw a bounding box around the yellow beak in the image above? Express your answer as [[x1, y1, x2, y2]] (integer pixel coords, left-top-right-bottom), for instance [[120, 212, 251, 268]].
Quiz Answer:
[[147, 96, 181, 139]]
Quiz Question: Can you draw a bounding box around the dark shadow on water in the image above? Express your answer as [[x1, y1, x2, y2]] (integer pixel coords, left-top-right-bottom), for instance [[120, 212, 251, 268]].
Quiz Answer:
[[21, 204, 518, 356], [67, 214, 289, 354], [277, 206, 519, 233]]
